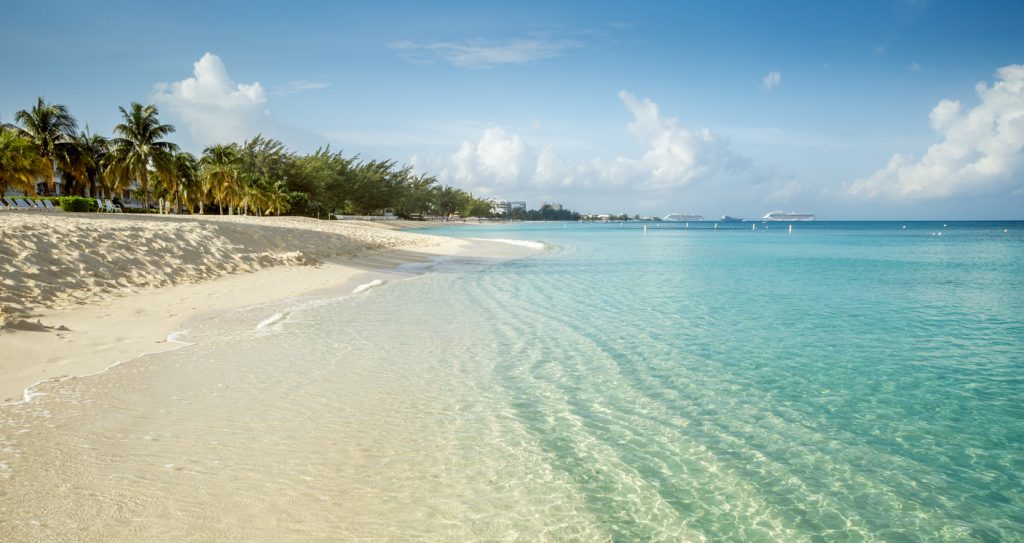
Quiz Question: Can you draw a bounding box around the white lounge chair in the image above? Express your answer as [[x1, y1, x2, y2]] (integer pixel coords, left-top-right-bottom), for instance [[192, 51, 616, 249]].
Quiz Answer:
[[41, 199, 57, 210], [0, 199, 8, 210], [14, 198, 38, 210], [104, 199, 122, 213], [95, 198, 105, 212]]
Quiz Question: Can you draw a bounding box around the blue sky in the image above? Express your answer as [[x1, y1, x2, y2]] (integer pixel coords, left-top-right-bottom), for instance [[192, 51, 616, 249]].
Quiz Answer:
[[2, 0, 1022, 218]]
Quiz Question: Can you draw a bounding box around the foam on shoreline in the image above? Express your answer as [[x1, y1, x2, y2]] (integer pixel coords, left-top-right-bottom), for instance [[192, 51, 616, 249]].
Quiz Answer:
[[352, 279, 385, 294], [468, 238, 547, 250], [256, 312, 287, 329]]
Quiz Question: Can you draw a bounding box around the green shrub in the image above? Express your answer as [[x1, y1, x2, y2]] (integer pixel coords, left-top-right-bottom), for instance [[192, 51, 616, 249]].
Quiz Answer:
[[57, 196, 99, 212]]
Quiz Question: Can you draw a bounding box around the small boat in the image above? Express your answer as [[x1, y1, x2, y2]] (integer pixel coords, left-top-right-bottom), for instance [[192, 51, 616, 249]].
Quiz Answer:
[[720, 215, 745, 222]]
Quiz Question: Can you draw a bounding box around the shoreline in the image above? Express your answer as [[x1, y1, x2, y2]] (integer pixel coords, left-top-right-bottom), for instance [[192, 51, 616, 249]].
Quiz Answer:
[[0, 214, 534, 404]]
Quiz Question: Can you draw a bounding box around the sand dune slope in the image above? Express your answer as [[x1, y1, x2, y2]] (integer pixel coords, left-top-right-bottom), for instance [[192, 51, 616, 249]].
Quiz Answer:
[[0, 214, 441, 327]]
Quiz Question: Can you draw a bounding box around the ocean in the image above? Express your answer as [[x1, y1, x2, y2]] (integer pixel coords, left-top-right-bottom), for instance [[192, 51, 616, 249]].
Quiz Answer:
[[1, 221, 1022, 541]]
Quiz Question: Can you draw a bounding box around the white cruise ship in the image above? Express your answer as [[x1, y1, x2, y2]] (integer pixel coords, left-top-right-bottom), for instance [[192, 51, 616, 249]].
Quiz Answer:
[[663, 213, 704, 221], [762, 210, 816, 221]]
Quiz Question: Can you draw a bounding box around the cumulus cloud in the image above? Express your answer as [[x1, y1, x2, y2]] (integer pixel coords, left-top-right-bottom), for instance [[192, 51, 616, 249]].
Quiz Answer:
[[847, 64, 1024, 200], [600, 91, 731, 189], [762, 71, 782, 90], [441, 91, 737, 197], [451, 127, 532, 194], [151, 52, 268, 146], [390, 39, 580, 69], [534, 145, 570, 184]]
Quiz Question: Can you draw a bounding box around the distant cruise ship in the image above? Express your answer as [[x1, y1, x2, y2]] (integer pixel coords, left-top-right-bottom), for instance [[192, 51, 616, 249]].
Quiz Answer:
[[663, 213, 704, 221], [720, 215, 744, 222], [762, 211, 816, 221]]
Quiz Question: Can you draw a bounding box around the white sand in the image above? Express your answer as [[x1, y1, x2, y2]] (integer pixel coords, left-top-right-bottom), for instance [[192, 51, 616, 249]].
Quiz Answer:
[[0, 213, 528, 403]]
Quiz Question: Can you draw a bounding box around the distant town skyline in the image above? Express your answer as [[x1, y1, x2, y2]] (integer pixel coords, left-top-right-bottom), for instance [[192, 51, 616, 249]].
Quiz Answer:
[[2, 0, 1022, 219]]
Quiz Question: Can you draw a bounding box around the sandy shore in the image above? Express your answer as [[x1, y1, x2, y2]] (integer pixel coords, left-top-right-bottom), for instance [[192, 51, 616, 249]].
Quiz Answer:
[[0, 213, 527, 403]]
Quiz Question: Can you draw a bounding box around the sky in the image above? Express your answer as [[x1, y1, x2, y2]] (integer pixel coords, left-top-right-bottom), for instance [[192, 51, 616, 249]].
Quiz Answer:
[[2, 0, 1023, 219]]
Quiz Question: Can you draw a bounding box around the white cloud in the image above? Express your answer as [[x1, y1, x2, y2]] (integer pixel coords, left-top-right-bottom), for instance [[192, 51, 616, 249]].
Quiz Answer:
[[847, 64, 1024, 200], [272, 80, 330, 96], [451, 127, 532, 195], [534, 145, 568, 184], [390, 39, 580, 69], [441, 91, 737, 198], [599, 91, 731, 189], [151, 52, 268, 146], [762, 71, 782, 91]]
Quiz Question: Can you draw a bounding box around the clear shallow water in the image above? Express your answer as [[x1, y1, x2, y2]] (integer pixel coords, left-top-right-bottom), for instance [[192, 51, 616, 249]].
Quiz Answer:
[[1, 221, 1022, 541]]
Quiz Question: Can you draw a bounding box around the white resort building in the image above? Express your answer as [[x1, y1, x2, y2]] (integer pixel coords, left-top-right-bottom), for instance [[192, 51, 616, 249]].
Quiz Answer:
[[487, 198, 527, 215]]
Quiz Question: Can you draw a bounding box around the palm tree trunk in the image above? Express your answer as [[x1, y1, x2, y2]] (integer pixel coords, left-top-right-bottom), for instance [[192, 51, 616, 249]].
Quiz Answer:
[[140, 170, 150, 211], [48, 159, 57, 195]]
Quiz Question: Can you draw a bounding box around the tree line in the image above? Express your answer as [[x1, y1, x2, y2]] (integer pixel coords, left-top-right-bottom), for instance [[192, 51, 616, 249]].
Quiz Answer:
[[505, 205, 581, 221], [1, 97, 495, 218]]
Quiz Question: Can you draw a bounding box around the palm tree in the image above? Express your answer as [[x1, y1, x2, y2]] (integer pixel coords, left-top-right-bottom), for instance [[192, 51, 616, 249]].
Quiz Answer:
[[107, 103, 178, 210], [199, 144, 243, 214], [71, 128, 109, 198], [166, 151, 199, 213], [56, 140, 89, 196], [0, 127, 51, 197], [14, 97, 79, 194], [262, 181, 290, 215]]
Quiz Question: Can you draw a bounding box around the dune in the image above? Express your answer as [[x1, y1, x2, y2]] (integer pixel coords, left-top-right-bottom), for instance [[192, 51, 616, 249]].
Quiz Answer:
[[0, 214, 443, 322]]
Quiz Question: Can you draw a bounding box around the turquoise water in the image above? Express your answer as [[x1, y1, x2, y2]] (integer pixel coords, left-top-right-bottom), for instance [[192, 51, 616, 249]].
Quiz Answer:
[[420, 221, 1024, 540], [2, 221, 1022, 541]]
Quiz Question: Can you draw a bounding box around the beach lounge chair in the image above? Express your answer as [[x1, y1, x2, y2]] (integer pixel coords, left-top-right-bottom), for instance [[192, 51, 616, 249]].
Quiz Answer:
[[14, 198, 38, 210], [0, 199, 7, 210], [95, 198, 105, 212], [41, 199, 57, 210], [104, 199, 122, 213]]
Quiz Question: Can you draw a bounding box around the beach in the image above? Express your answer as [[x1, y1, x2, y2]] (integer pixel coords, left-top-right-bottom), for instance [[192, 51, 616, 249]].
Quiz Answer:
[[1, 220, 1021, 540], [0, 213, 525, 403]]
